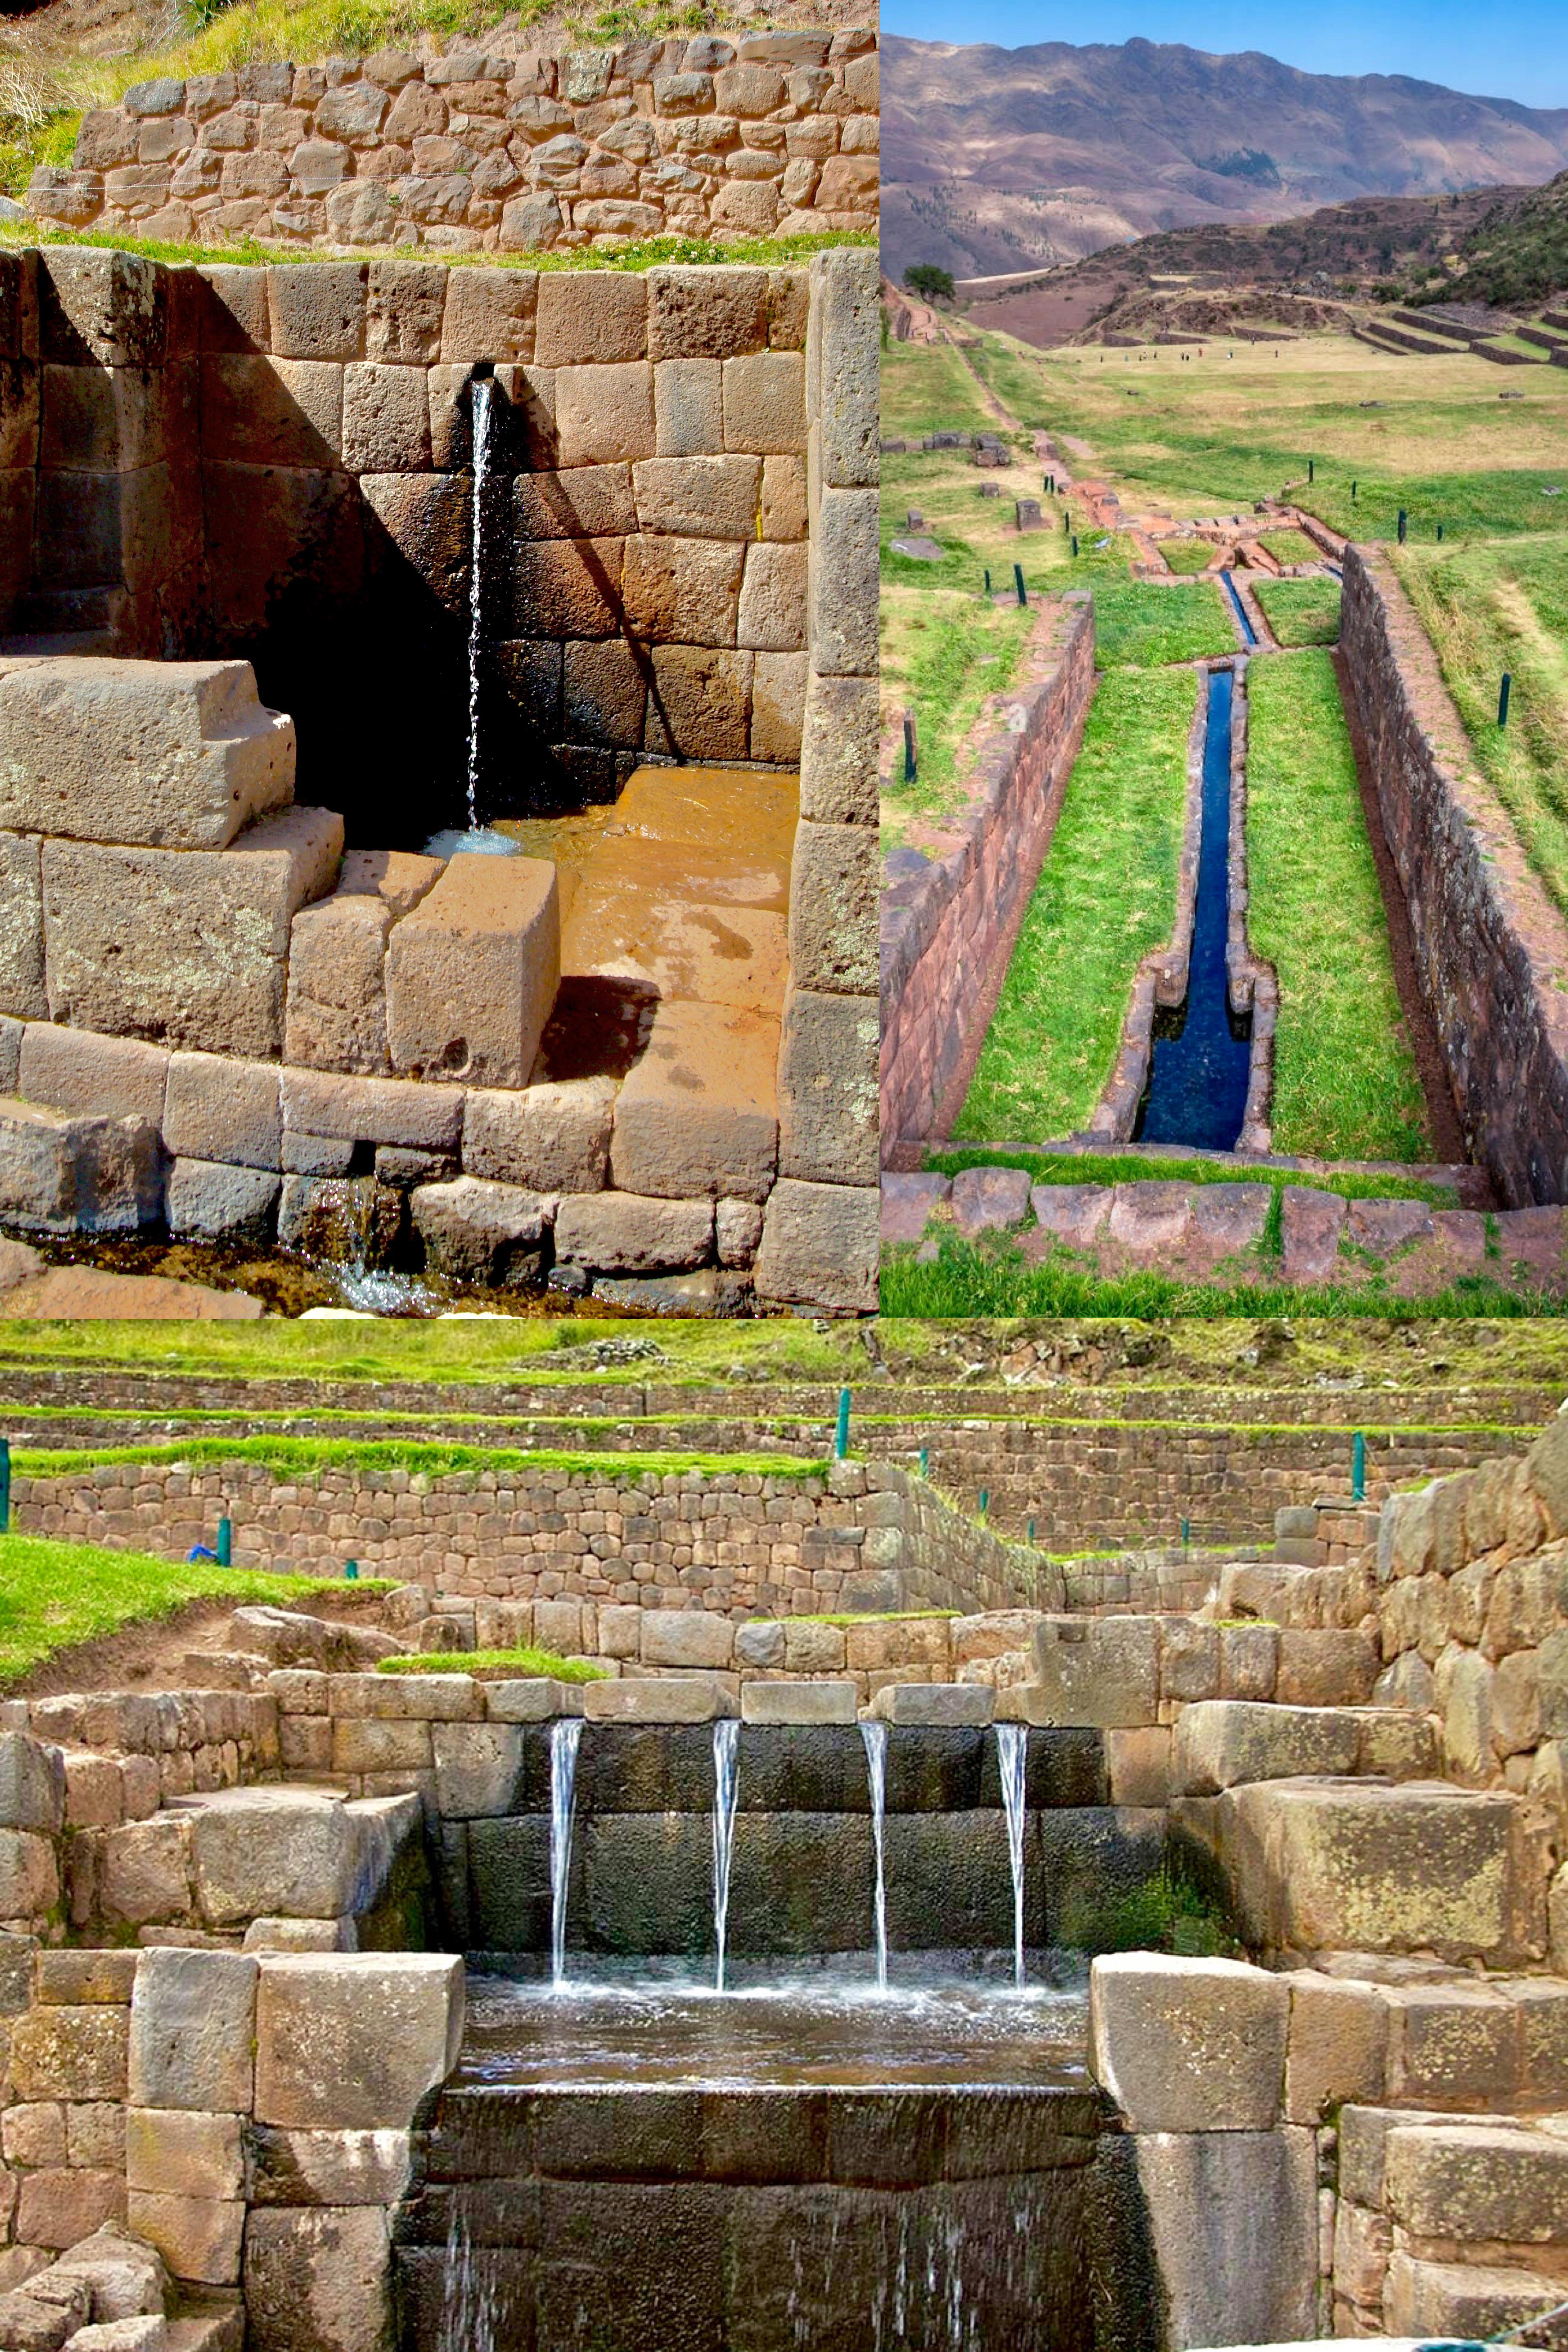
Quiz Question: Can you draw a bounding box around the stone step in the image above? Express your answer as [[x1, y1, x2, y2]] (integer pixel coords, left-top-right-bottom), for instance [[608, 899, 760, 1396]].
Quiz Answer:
[[1383, 2118, 1568, 2248], [1171, 1700, 1436, 1795], [1323, 1966, 1568, 2107], [1384, 2250, 1568, 2337], [1176, 1778, 1549, 1967]]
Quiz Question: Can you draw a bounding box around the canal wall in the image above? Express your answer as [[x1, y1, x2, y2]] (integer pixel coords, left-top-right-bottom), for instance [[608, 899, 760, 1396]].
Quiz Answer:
[[1339, 543, 1568, 1207], [878, 593, 1096, 1150]]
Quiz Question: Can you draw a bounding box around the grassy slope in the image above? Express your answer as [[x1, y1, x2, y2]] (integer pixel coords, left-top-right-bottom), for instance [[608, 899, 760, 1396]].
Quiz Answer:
[[13, 1437, 830, 1479], [0, 1532, 346, 1683], [879, 338, 996, 442], [922, 1147, 1451, 1204], [1254, 576, 1341, 646], [1159, 539, 1220, 573], [954, 664, 1198, 1142], [1392, 532, 1568, 920], [879, 587, 1035, 851], [1245, 650, 1431, 1161]]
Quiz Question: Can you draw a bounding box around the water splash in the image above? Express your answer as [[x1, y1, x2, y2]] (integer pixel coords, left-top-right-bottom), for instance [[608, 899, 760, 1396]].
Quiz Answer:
[[711, 1718, 741, 1992], [996, 1722, 1027, 1989], [465, 372, 494, 832], [860, 1719, 889, 1991], [548, 1717, 583, 1990], [435, 2214, 499, 2352]]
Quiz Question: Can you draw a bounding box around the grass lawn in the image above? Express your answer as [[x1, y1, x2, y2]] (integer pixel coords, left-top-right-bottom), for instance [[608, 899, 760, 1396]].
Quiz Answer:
[[1158, 539, 1221, 573], [953, 664, 1198, 1141], [922, 1146, 1452, 1203], [0, 1533, 348, 1685], [1254, 576, 1343, 646], [1257, 528, 1321, 565], [880, 339, 999, 443], [13, 1437, 830, 1482], [1092, 579, 1236, 668], [1245, 650, 1432, 1161], [1392, 531, 1568, 919], [381, 1648, 607, 1681], [880, 584, 1037, 851]]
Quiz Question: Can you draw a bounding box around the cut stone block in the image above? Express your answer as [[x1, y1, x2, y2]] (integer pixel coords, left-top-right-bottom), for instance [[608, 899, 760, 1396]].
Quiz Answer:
[[253, 1953, 465, 2130], [610, 998, 777, 1203], [242, 2205, 393, 2352], [1284, 1970, 1388, 2122], [0, 1826, 60, 1916], [0, 833, 45, 1020], [482, 1679, 583, 1724], [640, 1610, 733, 1669], [385, 854, 559, 1087], [284, 893, 392, 1074], [1026, 1618, 1160, 1728], [126, 2190, 245, 2288], [0, 1731, 67, 1833], [739, 1682, 859, 1725], [127, 1947, 258, 2114], [0, 1101, 164, 1234], [42, 806, 343, 1059], [1091, 1954, 1288, 2130], [429, 1722, 525, 1818], [867, 1683, 995, 1727], [245, 2124, 412, 2208], [1133, 2127, 1318, 2347], [278, 1068, 463, 1152], [462, 1078, 613, 1193], [753, 1176, 876, 1313], [125, 2108, 243, 2200], [554, 1190, 713, 1274], [1384, 2250, 1568, 2338], [1384, 2121, 1568, 2243], [582, 1679, 728, 1723], [409, 1175, 550, 1287], [0, 657, 294, 850], [18, 1026, 168, 1126], [189, 1790, 394, 1927], [166, 1158, 279, 1244], [1171, 1700, 1362, 1795], [163, 1052, 281, 1170], [336, 848, 445, 916]]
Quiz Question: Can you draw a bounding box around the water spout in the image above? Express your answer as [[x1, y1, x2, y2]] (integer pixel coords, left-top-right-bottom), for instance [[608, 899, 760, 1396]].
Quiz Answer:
[[860, 1719, 889, 1991], [711, 1718, 741, 1992], [548, 1717, 582, 1990], [465, 371, 494, 833], [996, 1723, 1027, 1988]]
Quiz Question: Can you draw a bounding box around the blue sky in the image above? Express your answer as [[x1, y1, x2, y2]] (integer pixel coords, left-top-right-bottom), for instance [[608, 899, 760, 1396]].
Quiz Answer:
[[879, 1, 1568, 109]]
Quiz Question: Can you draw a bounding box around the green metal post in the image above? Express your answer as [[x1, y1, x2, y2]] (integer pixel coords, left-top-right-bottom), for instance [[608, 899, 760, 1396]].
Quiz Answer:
[[0, 1436, 10, 1535], [978, 1490, 989, 1520], [345, 1560, 360, 1581], [1499, 673, 1512, 727], [217, 1516, 232, 1568], [835, 1387, 851, 1460], [1436, 522, 1444, 541], [1352, 1431, 1366, 1503], [1027, 1517, 1035, 1544], [1013, 563, 1026, 606], [1180, 1516, 1191, 1548], [918, 1447, 929, 1479]]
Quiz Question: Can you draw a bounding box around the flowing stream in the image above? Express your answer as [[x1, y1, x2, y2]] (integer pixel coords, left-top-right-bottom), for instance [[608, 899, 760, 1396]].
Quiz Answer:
[[465, 372, 493, 832], [548, 1717, 583, 1990], [996, 1724, 1027, 1988], [711, 1718, 741, 1992], [860, 1719, 889, 1991]]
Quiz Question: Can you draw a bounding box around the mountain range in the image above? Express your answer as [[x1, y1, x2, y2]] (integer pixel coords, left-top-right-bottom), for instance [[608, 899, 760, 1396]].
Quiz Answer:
[[882, 34, 1568, 283]]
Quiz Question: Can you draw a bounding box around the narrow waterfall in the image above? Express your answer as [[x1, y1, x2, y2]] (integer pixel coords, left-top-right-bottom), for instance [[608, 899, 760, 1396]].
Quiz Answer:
[[996, 1724, 1028, 1988], [465, 372, 494, 832], [860, 1719, 889, 1990], [548, 1716, 582, 1990], [711, 1718, 741, 1992]]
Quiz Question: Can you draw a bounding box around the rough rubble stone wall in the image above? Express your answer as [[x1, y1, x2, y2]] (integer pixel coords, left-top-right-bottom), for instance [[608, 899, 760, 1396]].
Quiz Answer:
[[879, 595, 1095, 1148], [1340, 543, 1568, 1207], [30, 34, 877, 255], [755, 242, 879, 1313]]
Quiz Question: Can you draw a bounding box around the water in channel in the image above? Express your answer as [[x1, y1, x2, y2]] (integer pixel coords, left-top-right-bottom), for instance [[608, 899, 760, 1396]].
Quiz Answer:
[[1135, 664, 1253, 1149]]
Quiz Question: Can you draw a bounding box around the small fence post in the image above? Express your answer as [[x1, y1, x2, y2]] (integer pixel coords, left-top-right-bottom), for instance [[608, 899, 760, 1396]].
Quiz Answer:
[[1351, 480, 1357, 501], [0, 1436, 10, 1535], [984, 567, 992, 597], [345, 1560, 360, 1581], [1013, 562, 1027, 606], [1180, 1516, 1191, 1549], [216, 1516, 232, 1568], [1307, 459, 1314, 483], [918, 1447, 929, 1479], [835, 1387, 851, 1461], [978, 1490, 989, 1521], [1352, 1431, 1366, 1503], [1027, 1517, 1036, 1544], [1397, 508, 1408, 543], [902, 711, 918, 783], [1436, 521, 1444, 542], [1499, 673, 1512, 728], [1071, 535, 1079, 557]]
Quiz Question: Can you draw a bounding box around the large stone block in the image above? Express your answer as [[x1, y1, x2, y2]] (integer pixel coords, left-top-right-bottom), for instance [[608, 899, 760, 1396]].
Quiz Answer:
[[128, 1947, 257, 2112], [125, 2107, 243, 2200], [0, 1826, 61, 1918], [0, 658, 294, 851], [253, 1954, 464, 2130], [0, 1101, 163, 1235], [788, 818, 876, 997], [285, 892, 392, 1074], [39, 248, 167, 370], [1384, 2121, 1568, 2243], [42, 806, 343, 1058], [166, 1156, 279, 1243], [163, 1051, 281, 1168], [554, 363, 655, 466], [630, 454, 759, 539], [647, 266, 768, 361], [806, 246, 877, 491], [279, 1067, 463, 1151], [1385, 2251, 1568, 2338], [462, 1078, 612, 1192], [610, 999, 777, 1203], [429, 1722, 525, 1818], [554, 1190, 713, 1273], [1089, 1954, 1287, 2130], [777, 984, 877, 1184], [583, 1679, 727, 1723], [534, 271, 646, 367], [753, 1176, 876, 1312], [1171, 1699, 1362, 1795], [18, 1025, 167, 1125], [127, 2187, 245, 2286], [243, 2205, 393, 2352], [0, 833, 45, 1020], [809, 486, 877, 677], [798, 671, 876, 826], [1025, 1618, 1160, 1729], [1132, 2127, 1318, 2347], [410, 1175, 549, 1286], [646, 646, 752, 760], [10, 2005, 127, 2102], [245, 2123, 413, 2207], [189, 1791, 380, 1928], [1284, 1970, 1388, 2122], [385, 855, 558, 1088], [622, 534, 743, 648], [0, 1733, 66, 1834]]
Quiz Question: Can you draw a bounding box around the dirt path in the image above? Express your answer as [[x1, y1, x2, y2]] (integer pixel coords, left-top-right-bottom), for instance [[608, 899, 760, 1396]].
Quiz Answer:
[[9, 1584, 396, 1699]]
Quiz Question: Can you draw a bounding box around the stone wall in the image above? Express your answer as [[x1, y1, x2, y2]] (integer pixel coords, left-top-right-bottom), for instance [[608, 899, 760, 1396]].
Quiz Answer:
[[30, 34, 877, 256], [879, 594, 1095, 1148], [1340, 543, 1568, 1207]]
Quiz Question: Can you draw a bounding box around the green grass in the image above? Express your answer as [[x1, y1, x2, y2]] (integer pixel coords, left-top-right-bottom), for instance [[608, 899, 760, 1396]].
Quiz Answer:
[[0, 1532, 347, 1684], [922, 1147, 1453, 1202], [13, 1438, 831, 1482], [879, 1230, 1566, 1319], [379, 1648, 608, 1681], [0, 219, 869, 274], [878, 585, 1036, 849], [953, 665, 1198, 1142], [1256, 528, 1321, 565], [1245, 649, 1432, 1161], [1254, 576, 1343, 647], [1158, 538, 1221, 573], [1091, 579, 1236, 668], [1392, 530, 1568, 919], [880, 337, 998, 441]]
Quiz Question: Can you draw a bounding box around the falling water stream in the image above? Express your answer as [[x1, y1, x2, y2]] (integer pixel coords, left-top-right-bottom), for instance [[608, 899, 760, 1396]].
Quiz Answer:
[[995, 1724, 1027, 1988], [860, 1719, 889, 1991], [711, 1718, 741, 1992], [548, 1717, 582, 1989], [465, 372, 493, 833]]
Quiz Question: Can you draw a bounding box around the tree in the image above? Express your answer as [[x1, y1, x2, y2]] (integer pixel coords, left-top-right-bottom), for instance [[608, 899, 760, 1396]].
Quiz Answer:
[[904, 264, 955, 302]]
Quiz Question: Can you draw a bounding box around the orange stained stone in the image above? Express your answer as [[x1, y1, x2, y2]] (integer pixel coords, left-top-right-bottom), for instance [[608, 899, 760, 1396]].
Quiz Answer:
[[561, 884, 789, 1017]]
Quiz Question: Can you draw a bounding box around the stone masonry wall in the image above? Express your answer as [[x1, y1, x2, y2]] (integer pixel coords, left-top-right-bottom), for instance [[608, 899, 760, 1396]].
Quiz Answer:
[[1341, 543, 1568, 1207], [879, 594, 1096, 1148], [30, 34, 878, 256]]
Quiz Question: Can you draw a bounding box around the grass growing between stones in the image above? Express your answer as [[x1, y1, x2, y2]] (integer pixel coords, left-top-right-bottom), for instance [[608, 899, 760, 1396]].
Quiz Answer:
[[1245, 649, 1432, 1162], [953, 665, 1198, 1142], [1253, 576, 1342, 646], [1156, 539, 1221, 574], [0, 1533, 344, 1684], [0, 218, 871, 272], [13, 1438, 831, 1482], [380, 1648, 608, 1680], [922, 1147, 1453, 1203], [1392, 530, 1568, 920], [1090, 579, 1235, 668]]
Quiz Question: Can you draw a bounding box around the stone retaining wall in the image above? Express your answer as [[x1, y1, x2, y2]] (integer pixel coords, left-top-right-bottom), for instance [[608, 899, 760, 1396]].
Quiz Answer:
[[878, 595, 1096, 1149], [30, 34, 877, 256], [1340, 543, 1568, 1207]]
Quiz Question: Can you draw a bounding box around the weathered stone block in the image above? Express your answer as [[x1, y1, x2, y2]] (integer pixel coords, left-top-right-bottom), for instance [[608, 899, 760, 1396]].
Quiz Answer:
[[278, 1068, 462, 1151], [267, 261, 367, 360], [243, 2205, 393, 2352], [126, 2190, 244, 2287], [737, 540, 807, 652], [166, 1158, 279, 1243], [806, 245, 876, 490], [0, 833, 44, 1020], [721, 350, 804, 452], [253, 1954, 464, 2130], [640, 1610, 733, 1670], [18, 1026, 167, 1126], [0, 1733, 66, 1834], [1171, 1699, 1362, 1795], [653, 358, 722, 458], [10, 2006, 126, 2102], [1025, 1618, 1159, 1729], [739, 1681, 858, 1725], [385, 855, 558, 1087], [1384, 2121, 1568, 2242], [534, 272, 646, 367], [554, 1191, 713, 1273], [342, 364, 430, 472], [285, 892, 392, 1074], [0, 1824, 61, 1917], [809, 486, 877, 677], [0, 658, 294, 851], [462, 1078, 611, 1193], [42, 806, 343, 1059], [125, 2107, 243, 2200], [410, 1175, 549, 1286], [245, 2124, 412, 2207], [788, 819, 876, 996], [1284, 1970, 1388, 2122], [646, 646, 751, 759], [1091, 1953, 1287, 2130], [798, 672, 876, 826], [1132, 2128, 1318, 2347], [630, 454, 759, 538], [868, 1683, 994, 1727], [429, 1722, 524, 1818], [555, 363, 655, 466], [583, 1679, 727, 1723], [128, 1948, 256, 2112], [610, 999, 777, 1203], [439, 267, 537, 363], [14, 2168, 124, 2251], [163, 1051, 281, 1169], [753, 1176, 876, 1312], [621, 534, 743, 647]]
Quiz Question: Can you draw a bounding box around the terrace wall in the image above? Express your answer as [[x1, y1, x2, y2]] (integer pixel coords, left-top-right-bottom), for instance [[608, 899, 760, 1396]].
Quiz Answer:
[[29, 34, 878, 257], [1340, 543, 1568, 1207], [879, 595, 1095, 1150]]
